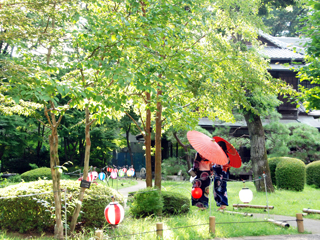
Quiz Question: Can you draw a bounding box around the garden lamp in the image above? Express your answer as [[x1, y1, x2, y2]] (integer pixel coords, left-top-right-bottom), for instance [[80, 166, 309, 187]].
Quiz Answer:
[[239, 181, 253, 204]]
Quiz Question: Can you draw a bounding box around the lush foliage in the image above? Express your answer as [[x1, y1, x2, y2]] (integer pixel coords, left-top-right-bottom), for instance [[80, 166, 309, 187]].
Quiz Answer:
[[265, 122, 320, 163], [275, 157, 306, 191], [0, 180, 124, 233], [161, 157, 189, 179], [262, 4, 308, 37], [161, 191, 190, 216], [20, 168, 52, 182], [129, 188, 163, 218], [306, 160, 320, 188], [298, 0, 320, 110]]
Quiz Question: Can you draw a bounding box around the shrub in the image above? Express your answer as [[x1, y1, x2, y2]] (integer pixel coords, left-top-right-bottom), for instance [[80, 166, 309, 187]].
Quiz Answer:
[[130, 188, 163, 218], [8, 174, 21, 183], [268, 157, 287, 185], [0, 180, 124, 233], [306, 160, 320, 188], [162, 191, 190, 215], [21, 167, 52, 182], [275, 157, 305, 191]]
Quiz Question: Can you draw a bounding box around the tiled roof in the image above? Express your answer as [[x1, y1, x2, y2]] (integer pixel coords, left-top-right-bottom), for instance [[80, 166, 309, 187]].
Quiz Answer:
[[260, 47, 304, 60], [258, 31, 306, 60]]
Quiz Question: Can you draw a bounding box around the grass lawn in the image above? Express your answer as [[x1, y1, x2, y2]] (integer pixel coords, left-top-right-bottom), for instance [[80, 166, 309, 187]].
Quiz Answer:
[[1, 179, 319, 239]]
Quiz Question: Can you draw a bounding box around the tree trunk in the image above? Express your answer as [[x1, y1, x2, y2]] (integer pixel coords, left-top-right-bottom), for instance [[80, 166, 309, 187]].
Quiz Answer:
[[154, 90, 162, 189], [145, 92, 152, 187], [70, 107, 93, 232], [173, 132, 191, 170], [47, 111, 63, 240], [244, 112, 274, 192]]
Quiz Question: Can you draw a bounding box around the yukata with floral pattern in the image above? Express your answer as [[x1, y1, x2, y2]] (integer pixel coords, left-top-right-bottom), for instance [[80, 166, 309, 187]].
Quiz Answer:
[[213, 163, 230, 209], [191, 152, 213, 209]]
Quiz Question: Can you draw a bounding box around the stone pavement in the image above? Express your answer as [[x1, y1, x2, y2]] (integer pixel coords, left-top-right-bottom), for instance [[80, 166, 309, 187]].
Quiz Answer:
[[117, 180, 320, 240]]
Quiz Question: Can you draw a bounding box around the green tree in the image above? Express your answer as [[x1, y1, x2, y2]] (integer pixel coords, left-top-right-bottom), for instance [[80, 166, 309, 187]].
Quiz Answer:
[[262, 5, 309, 37], [0, 1, 83, 238], [265, 121, 320, 163], [298, 1, 320, 110]]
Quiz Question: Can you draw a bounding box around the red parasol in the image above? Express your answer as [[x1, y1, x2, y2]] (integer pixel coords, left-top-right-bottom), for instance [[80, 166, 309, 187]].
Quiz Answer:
[[213, 136, 242, 168], [187, 131, 228, 165]]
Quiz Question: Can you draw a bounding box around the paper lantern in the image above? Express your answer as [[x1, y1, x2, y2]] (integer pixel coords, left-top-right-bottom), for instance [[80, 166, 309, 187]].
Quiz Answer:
[[99, 172, 106, 181], [191, 187, 202, 199], [92, 171, 98, 180], [239, 188, 253, 203], [87, 173, 94, 182], [111, 171, 117, 179], [127, 168, 135, 177], [122, 168, 127, 173], [118, 169, 124, 177], [104, 202, 124, 225]]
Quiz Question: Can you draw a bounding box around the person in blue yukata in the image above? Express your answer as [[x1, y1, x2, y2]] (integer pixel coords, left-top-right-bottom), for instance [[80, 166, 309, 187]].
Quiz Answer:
[[212, 141, 231, 211]]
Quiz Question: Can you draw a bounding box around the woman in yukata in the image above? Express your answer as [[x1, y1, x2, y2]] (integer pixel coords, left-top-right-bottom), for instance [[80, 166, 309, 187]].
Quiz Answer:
[[190, 152, 213, 209], [212, 141, 231, 211]]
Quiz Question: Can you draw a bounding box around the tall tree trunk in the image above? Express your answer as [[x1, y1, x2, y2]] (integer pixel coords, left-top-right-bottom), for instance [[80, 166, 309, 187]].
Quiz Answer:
[[145, 92, 152, 187], [45, 105, 64, 240], [244, 112, 274, 192], [70, 107, 94, 232], [154, 90, 162, 189]]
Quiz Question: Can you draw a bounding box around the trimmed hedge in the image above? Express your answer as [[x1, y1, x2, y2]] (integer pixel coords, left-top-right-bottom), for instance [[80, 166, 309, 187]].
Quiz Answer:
[[162, 191, 190, 215], [129, 189, 190, 218], [0, 180, 124, 233], [268, 157, 284, 185], [275, 157, 306, 191], [130, 188, 163, 218], [306, 160, 320, 188], [21, 168, 52, 182]]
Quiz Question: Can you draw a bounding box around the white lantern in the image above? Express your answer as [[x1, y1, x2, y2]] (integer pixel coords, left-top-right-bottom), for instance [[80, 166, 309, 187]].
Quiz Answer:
[[239, 187, 253, 203]]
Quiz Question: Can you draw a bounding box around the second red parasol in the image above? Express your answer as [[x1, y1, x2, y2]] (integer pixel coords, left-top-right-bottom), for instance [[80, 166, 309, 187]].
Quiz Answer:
[[187, 130, 228, 165], [213, 136, 242, 168]]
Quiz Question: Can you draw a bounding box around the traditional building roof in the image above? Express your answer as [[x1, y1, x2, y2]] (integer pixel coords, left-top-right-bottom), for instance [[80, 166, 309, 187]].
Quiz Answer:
[[258, 31, 307, 62]]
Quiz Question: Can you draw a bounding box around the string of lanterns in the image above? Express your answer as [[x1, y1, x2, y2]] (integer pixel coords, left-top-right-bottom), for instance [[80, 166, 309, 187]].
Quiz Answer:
[[77, 166, 135, 182]]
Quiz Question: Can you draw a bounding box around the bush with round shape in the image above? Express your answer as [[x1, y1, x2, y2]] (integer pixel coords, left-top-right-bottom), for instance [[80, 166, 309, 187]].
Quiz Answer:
[[306, 160, 320, 188], [129, 187, 163, 218], [268, 157, 284, 185], [275, 157, 305, 191], [21, 167, 52, 182], [161, 191, 190, 215], [0, 180, 124, 233]]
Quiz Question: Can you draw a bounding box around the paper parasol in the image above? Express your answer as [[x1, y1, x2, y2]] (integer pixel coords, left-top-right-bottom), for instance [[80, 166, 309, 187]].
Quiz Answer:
[[213, 136, 242, 168], [187, 131, 228, 165]]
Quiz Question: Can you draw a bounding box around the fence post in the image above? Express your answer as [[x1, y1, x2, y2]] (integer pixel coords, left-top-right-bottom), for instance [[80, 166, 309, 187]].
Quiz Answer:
[[95, 230, 103, 240], [156, 222, 163, 238], [209, 216, 215, 234], [296, 213, 304, 233]]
